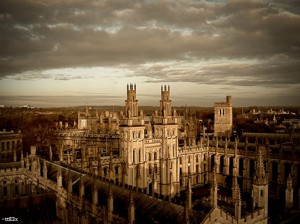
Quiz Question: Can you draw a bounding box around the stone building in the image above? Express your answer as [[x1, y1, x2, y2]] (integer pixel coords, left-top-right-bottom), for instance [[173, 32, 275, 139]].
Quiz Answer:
[[15, 84, 300, 223], [0, 130, 22, 163], [214, 96, 233, 137]]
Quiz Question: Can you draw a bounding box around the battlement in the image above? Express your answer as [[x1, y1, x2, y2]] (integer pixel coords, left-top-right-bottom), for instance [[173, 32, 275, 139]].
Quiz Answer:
[[161, 84, 170, 92], [127, 83, 136, 91], [215, 96, 232, 107], [0, 167, 24, 175]]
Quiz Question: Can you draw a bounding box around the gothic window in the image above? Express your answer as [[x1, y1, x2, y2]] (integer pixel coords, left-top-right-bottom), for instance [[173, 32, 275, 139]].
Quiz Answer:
[[196, 165, 199, 173], [149, 166, 152, 175], [180, 157, 182, 165], [139, 149, 142, 162], [188, 156, 190, 163], [149, 153, 152, 161], [173, 145, 175, 157], [154, 152, 157, 160], [196, 155, 198, 163], [154, 164, 158, 173], [15, 185, 19, 195], [219, 109, 225, 116], [133, 150, 135, 163], [261, 190, 263, 196], [3, 186, 7, 196]]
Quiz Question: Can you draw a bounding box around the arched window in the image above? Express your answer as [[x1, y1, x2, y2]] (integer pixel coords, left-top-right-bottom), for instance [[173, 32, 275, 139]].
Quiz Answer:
[[149, 153, 152, 161], [133, 150, 135, 163], [154, 152, 157, 160], [149, 165, 152, 175], [139, 149, 142, 162], [173, 145, 175, 157]]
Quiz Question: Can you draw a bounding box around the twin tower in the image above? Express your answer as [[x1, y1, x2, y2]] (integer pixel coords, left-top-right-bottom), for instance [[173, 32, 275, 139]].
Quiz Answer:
[[120, 84, 179, 197], [125, 83, 173, 118]]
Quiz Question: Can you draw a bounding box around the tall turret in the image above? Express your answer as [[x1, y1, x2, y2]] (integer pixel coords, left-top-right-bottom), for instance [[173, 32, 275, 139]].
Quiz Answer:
[[119, 84, 146, 190], [252, 146, 268, 214], [160, 85, 172, 117], [125, 83, 138, 117], [153, 85, 180, 197]]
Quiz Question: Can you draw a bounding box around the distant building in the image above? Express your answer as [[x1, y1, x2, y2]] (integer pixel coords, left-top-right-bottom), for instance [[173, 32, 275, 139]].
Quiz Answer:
[[214, 96, 233, 137], [0, 130, 22, 163]]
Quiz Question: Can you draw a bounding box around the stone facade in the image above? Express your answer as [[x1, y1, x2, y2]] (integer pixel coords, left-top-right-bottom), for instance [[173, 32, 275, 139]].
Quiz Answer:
[[0, 130, 22, 162], [38, 84, 300, 223]]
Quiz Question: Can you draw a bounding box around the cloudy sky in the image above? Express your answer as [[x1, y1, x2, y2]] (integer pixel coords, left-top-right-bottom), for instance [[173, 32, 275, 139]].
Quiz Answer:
[[0, 0, 300, 107]]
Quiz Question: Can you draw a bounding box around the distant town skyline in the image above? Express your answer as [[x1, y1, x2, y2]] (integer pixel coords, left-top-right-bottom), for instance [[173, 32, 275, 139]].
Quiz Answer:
[[1, 0, 300, 107]]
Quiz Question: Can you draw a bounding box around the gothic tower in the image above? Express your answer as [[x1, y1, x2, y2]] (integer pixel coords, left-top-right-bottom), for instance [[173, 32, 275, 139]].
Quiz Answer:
[[153, 85, 179, 197], [214, 96, 233, 137], [119, 84, 146, 189], [125, 83, 138, 117]]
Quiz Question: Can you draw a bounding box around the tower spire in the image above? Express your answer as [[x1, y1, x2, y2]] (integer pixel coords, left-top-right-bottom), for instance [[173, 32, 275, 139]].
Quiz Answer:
[[254, 146, 267, 185], [252, 146, 268, 215], [128, 191, 135, 224]]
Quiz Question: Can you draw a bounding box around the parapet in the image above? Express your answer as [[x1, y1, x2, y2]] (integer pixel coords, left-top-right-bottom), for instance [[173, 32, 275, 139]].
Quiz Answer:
[[214, 96, 232, 107]]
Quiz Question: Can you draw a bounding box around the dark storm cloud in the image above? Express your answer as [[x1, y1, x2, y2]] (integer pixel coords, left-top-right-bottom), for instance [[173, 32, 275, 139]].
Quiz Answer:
[[0, 0, 300, 89]]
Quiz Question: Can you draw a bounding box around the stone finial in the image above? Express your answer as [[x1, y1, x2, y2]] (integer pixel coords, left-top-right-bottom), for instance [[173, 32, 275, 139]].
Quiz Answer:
[[210, 166, 218, 207], [57, 165, 62, 188], [108, 184, 113, 212], [43, 159, 47, 179], [185, 177, 192, 211], [93, 184, 98, 205], [26, 153, 30, 170], [49, 145, 53, 162], [20, 150, 24, 168], [128, 191, 135, 224]]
